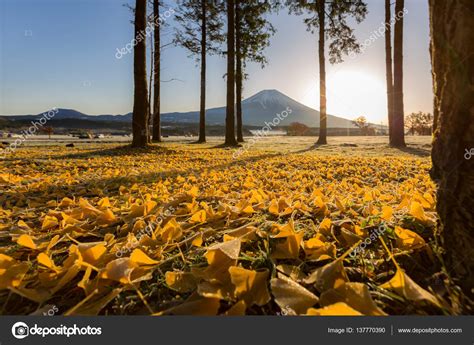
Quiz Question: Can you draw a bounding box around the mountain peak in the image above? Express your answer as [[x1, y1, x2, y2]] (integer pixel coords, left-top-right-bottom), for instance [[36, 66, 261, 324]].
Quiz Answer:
[[242, 89, 295, 109]]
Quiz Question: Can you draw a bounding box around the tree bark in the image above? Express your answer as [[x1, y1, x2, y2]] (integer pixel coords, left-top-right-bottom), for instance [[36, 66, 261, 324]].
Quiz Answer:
[[132, 0, 149, 148], [152, 0, 161, 142], [148, 34, 153, 127], [316, 0, 327, 145], [391, 0, 406, 147], [235, 0, 244, 143], [225, 0, 237, 146], [429, 0, 474, 298], [385, 0, 395, 143], [198, 0, 207, 143]]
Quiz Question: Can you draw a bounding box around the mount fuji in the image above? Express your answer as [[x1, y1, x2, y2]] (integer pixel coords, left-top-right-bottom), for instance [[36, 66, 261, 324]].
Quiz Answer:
[[2, 89, 359, 128], [161, 89, 357, 128]]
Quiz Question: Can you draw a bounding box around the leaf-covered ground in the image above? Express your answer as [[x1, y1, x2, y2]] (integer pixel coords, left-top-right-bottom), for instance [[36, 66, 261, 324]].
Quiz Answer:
[[0, 142, 460, 315]]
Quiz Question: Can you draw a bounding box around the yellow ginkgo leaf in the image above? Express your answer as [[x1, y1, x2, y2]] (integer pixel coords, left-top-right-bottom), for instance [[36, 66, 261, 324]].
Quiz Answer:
[[270, 274, 318, 314], [158, 218, 182, 242], [190, 209, 206, 223], [37, 253, 59, 272], [97, 197, 112, 208], [381, 205, 393, 220], [229, 266, 271, 306], [188, 186, 199, 197], [306, 302, 362, 316], [409, 201, 427, 221], [268, 199, 279, 215], [224, 300, 247, 315], [272, 233, 303, 259], [0, 254, 29, 289], [304, 241, 336, 261], [241, 205, 255, 214], [318, 218, 332, 236], [203, 239, 241, 283], [271, 220, 303, 259], [192, 233, 203, 247], [78, 243, 107, 266], [395, 226, 426, 250], [165, 271, 197, 293], [17, 220, 31, 230], [59, 197, 75, 207], [130, 248, 159, 265], [156, 293, 219, 316], [380, 268, 441, 307], [16, 234, 37, 249], [305, 259, 349, 292], [378, 236, 440, 307], [100, 258, 147, 284], [97, 209, 116, 225], [276, 264, 306, 283], [320, 282, 386, 316], [42, 215, 59, 230]]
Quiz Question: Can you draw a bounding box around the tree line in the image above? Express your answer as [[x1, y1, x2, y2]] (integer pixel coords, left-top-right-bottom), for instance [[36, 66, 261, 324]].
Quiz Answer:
[[132, 0, 414, 148]]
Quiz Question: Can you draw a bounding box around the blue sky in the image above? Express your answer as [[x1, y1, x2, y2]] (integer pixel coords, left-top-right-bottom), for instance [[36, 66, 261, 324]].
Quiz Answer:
[[0, 0, 433, 124]]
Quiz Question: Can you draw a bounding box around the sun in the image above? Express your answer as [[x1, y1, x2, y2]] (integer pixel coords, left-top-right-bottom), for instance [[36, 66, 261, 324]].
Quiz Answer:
[[326, 70, 387, 124], [302, 70, 388, 125]]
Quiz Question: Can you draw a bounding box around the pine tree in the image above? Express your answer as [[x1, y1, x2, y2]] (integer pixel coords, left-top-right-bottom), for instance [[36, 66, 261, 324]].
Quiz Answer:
[[391, 0, 406, 147], [385, 0, 394, 143], [174, 0, 225, 143], [132, 0, 150, 148], [290, 0, 367, 145], [224, 0, 238, 146], [151, 0, 162, 142], [235, 0, 276, 142]]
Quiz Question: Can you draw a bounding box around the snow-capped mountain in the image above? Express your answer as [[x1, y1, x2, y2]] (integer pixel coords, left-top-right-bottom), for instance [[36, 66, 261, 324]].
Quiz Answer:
[[161, 89, 358, 128], [2, 89, 359, 128]]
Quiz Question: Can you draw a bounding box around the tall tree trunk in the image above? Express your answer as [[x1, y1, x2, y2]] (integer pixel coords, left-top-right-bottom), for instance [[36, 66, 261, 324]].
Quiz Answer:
[[149, 34, 153, 127], [152, 0, 161, 142], [316, 0, 327, 145], [198, 0, 207, 143], [429, 0, 474, 298], [235, 0, 244, 143], [385, 0, 395, 143], [132, 0, 149, 148], [391, 0, 406, 147], [225, 0, 237, 146]]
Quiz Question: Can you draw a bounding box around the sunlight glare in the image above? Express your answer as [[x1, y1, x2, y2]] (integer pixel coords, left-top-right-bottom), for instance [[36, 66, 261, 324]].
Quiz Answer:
[[326, 70, 387, 124]]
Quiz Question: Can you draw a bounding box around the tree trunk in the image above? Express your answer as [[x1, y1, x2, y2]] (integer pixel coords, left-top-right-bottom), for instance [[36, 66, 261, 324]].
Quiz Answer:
[[225, 0, 237, 146], [391, 0, 406, 147], [316, 0, 327, 145], [235, 0, 244, 143], [152, 0, 161, 142], [429, 0, 474, 298], [385, 0, 395, 144], [198, 0, 207, 143], [132, 0, 149, 148], [149, 34, 153, 128]]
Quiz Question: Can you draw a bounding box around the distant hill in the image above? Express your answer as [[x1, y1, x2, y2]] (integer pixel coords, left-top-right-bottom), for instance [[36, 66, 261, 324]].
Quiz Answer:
[[1, 89, 370, 129]]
